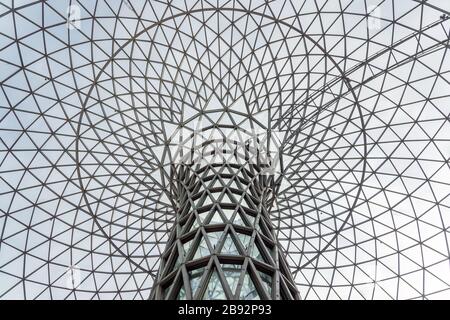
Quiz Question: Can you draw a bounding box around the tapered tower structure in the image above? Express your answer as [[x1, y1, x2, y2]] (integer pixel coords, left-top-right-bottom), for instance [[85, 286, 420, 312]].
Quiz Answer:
[[151, 123, 299, 300]]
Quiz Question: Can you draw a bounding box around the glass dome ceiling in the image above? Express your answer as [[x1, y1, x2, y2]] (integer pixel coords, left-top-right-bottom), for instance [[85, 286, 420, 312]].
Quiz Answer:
[[0, 0, 449, 299]]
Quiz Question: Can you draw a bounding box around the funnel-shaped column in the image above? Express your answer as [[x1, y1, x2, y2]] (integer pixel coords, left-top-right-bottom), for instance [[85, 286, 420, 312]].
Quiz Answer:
[[151, 125, 299, 300]]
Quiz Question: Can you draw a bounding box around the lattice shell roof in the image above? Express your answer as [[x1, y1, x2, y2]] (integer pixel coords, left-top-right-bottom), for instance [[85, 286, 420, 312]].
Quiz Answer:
[[0, 0, 449, 299]]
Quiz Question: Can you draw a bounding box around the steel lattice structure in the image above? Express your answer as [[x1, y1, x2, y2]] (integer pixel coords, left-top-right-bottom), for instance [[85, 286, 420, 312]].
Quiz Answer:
[[150, 122, 299, 300], [0, 0, 450, 300]]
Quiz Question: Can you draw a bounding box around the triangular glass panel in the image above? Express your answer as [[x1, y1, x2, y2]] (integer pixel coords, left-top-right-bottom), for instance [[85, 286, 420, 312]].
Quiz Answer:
[[198, 212, 206, 223], [222, 208, 234, 221], [250, 243, 265, 262], [187, 218, 200, 232], [193, 236, 210, 259], [173, 253, 182, 270], [245, 214, 255, 226], [258, 271, 272, 296], [210, 178, 221, 188], [239, 273, 260, 300], [207, 231, 223, 251], [204, 94, 223, 112], [210, 191, 220, 202], [208, 210, 224, 224], [228, 180, 239, 189], [203, 195, 214, 206], [221, 192, 233, 203], [237, 233, 251, 250], [182, 239, 194, 258], [233, 211, 246, 227], [203, 270, 227, 300], [220, 233, 240, 255], [221, 264, 242, 294], [189, 267, 205, 297]]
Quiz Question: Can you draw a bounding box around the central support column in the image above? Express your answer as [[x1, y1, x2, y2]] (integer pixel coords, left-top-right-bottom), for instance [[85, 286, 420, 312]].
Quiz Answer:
[[151, 126, 299, 300]]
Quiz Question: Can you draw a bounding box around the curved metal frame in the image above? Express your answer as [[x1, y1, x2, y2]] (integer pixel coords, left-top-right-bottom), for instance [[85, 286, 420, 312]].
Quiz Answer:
[[0, 0, 449, 300]]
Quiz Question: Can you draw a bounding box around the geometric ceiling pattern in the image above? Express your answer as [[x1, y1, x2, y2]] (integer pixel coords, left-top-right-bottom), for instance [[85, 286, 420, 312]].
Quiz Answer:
[[1, 0, 449, 299]]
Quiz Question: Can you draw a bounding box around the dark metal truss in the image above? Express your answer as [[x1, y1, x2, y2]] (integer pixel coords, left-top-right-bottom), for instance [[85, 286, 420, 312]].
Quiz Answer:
[[0, 0, 450, 300]]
